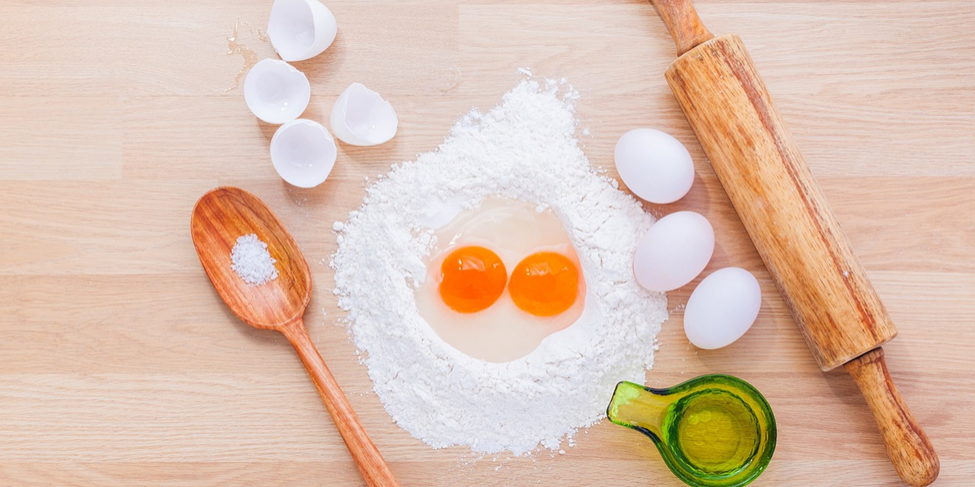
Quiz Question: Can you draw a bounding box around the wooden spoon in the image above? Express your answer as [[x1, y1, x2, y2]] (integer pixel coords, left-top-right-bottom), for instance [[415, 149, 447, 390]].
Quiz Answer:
[[190, 186, 399, 487]]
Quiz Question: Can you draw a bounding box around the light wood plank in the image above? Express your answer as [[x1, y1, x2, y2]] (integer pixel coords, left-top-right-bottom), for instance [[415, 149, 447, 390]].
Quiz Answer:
[[1, 0, 973, 485]]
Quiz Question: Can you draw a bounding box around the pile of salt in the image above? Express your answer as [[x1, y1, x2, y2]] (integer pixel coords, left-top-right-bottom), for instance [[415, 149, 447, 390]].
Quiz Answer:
[[230, 234, 279, 286]]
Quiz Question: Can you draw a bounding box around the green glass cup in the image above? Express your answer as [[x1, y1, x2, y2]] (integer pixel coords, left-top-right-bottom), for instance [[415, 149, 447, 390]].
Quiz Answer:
[[607, 375, 776, 487]]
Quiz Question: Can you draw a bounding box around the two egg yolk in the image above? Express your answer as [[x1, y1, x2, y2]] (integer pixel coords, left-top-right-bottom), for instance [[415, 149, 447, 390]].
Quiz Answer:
[[439, 246, 579, 316]]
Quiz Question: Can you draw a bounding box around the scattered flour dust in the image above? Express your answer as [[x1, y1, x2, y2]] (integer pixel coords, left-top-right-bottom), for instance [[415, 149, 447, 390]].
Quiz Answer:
[[231, 234, 278, 286], [330, 79, 667, 455]]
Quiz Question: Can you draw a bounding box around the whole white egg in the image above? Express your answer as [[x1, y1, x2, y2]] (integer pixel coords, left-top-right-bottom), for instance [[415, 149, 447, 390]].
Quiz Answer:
[[633, 211, 714, 292], [684, 267, 762, 349], [614, 128, 695, 204]]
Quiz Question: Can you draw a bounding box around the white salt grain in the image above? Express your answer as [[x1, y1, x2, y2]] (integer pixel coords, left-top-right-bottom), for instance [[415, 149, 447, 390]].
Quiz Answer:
[[231, 234, 278, 286]]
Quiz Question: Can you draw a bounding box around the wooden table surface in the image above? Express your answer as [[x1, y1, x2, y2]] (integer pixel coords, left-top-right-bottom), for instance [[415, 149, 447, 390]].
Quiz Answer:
[[2, 0, 973, 485]]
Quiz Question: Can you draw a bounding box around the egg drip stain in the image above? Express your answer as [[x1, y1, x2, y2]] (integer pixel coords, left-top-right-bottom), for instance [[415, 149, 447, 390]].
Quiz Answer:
[[225, 20, 263, 93]]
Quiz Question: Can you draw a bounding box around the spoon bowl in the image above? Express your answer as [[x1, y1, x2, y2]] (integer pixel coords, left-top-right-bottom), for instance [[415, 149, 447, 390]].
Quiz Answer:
[[191, 186, 310, 330], [190, 186, 398, 487]]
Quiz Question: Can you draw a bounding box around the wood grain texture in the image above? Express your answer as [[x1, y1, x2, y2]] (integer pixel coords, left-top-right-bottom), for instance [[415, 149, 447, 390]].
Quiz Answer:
[[282, 319, 400, 487], [846, 348, 940, 487], [664, 30, 936, 485], [665, 29, 938, 484], [666, 34, 899, 372], [1, 0, 973, 486], [649, 0, 714, 56], [191, 187, 312, 330], [190, 187, 398, 486]]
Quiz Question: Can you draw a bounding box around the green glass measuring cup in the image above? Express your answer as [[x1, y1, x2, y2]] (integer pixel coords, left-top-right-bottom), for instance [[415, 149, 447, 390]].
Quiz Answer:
[[607, 375, 776, 487]]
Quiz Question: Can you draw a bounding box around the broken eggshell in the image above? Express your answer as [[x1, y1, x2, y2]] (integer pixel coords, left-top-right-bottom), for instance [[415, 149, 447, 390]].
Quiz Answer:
[[329, 83, 398, 146], [267, 0, 337, 62], [270, 119, 337, 188], [244, 59, 310, 124]]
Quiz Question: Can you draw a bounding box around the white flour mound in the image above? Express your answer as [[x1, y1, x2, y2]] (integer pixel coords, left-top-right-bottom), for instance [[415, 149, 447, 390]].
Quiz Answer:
[[331, 79, 667, 455]]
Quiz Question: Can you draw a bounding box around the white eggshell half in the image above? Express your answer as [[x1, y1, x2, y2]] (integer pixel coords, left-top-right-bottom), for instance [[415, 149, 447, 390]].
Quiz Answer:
[[267, 0, 337, 62], [633, 211, 715, 292], [243, 59, 310, 124], [684, 267, 762, 350], [270, 119, 337, 188], [329, 83, 398, 146], [615, 128, 695, 204]]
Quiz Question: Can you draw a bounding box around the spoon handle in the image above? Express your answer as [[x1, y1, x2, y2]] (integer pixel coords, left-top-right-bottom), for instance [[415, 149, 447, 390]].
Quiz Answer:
[[282, 319, 400, 487]]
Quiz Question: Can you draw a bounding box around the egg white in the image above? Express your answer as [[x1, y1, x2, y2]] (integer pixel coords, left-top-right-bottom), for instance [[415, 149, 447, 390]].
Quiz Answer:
[[414, 196, 586, 362]]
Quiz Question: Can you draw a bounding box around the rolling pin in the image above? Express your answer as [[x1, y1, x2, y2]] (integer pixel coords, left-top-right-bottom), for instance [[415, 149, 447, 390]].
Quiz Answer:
[[647, 1, 940, 485]]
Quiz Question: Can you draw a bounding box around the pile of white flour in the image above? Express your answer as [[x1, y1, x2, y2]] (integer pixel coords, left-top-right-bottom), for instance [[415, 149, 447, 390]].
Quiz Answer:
[[331, 79, 667, 455]]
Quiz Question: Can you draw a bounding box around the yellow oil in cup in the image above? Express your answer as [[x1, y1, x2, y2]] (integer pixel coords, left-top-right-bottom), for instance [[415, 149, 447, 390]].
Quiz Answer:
[[607, 375, 776, 487]]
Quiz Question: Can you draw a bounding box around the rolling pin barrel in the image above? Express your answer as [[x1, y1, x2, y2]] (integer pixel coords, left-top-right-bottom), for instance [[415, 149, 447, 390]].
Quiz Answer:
[[648, 1, 939, 485], [665, 35, 897, 371]]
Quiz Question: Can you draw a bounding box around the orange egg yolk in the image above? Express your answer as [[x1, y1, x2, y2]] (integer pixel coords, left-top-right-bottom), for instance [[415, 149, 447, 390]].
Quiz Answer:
[[439, 246, 507, 313], [508, 251, 580, 317]]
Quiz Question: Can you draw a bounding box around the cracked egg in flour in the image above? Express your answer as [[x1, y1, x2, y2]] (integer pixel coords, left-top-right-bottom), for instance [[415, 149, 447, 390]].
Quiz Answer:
[[415, 196, 587, 362]]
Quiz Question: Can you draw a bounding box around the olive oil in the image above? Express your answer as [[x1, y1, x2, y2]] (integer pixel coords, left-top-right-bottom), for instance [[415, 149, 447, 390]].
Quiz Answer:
[[607, 375, 775, 487]]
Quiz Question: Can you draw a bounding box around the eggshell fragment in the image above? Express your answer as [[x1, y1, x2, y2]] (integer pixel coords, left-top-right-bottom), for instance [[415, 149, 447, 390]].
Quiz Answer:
[[270, 119, 337, 188], [633, 211, 714, 292], [615, 128, 695, 204], [243, 59, 310, 124], [684, 267, 762, 349], [267, 0, 337, 62], [329, 83, 399, 146]]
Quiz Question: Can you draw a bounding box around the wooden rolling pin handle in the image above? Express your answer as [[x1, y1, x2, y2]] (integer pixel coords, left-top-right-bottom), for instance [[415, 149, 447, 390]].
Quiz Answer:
[[648, 0, 714, 56], [282, 319, 400, 487], [844, 348, 940, 487]]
